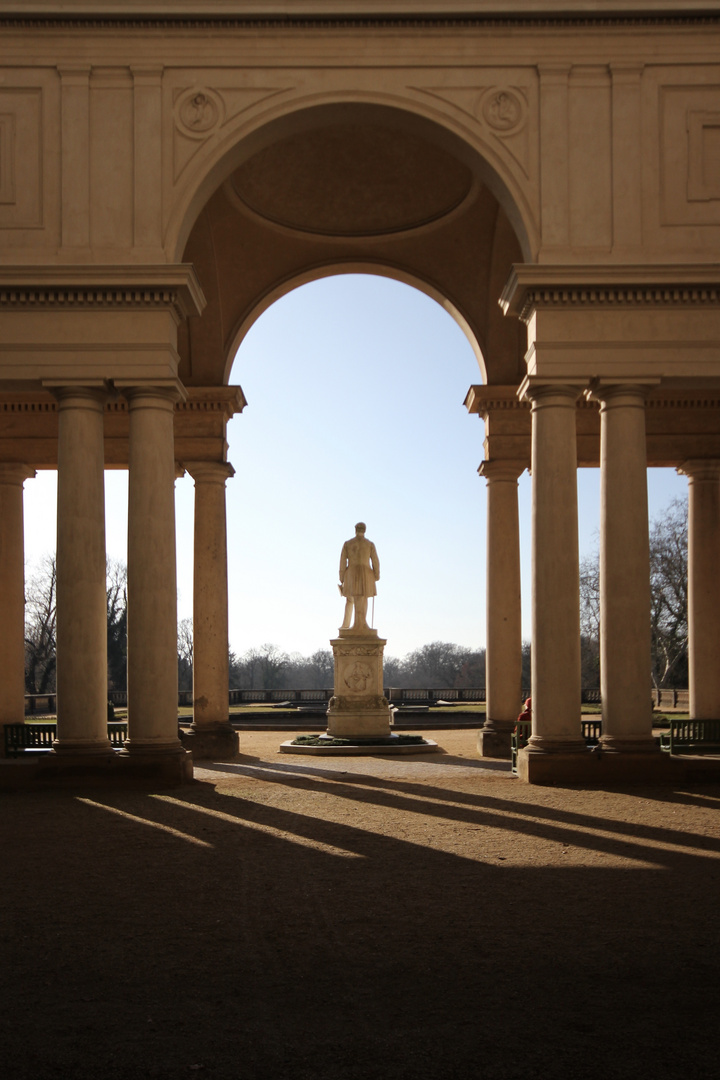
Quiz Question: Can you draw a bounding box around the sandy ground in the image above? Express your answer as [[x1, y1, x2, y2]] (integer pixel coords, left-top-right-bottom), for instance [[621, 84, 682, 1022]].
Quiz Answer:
[[2, 729, 719, 1080]]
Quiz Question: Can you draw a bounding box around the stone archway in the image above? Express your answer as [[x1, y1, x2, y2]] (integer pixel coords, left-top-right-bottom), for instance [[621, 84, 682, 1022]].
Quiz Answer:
[[2, 11, 720, 787], [171, 99, 529, 760]]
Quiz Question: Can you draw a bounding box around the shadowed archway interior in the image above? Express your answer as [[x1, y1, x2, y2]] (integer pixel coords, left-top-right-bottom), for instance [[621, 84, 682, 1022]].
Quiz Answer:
[[178, 103, 526, 388]]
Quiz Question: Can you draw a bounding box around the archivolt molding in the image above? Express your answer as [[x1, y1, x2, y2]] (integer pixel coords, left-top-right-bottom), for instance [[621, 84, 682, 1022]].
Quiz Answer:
[[170, 83, 290, 183], [413, 82, 532, 179]]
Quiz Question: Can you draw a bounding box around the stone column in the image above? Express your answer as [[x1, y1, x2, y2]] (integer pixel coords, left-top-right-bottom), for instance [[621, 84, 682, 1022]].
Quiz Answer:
[[680, 460, 720, 719], [52, 385, 112, 754], [0, 464, 36, 752], [522, 380, 587, 762], [477, 459, 525, 759], [593, 383, 656, 752], [180, 460, 238, 760], [123, 384, 188, 761]]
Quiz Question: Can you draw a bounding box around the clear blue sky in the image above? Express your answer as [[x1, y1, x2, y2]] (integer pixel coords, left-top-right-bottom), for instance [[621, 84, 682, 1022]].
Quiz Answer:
[[23, 274, 687, 660]]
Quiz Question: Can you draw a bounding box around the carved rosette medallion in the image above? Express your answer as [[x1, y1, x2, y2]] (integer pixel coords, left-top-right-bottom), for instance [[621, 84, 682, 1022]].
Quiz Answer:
[[480, 88, 525, 134], [175, 87, 224, 139]]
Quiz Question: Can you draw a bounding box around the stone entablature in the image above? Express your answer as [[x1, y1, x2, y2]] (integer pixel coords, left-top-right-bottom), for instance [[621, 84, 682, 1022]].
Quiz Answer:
[[465, 382, 720, 469], [500, 265, 720, 383], [0, 385, 245, 467]]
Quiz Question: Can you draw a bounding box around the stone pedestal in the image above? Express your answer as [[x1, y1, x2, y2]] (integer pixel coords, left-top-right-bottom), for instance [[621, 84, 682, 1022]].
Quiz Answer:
[[327, 630, 393, 739]]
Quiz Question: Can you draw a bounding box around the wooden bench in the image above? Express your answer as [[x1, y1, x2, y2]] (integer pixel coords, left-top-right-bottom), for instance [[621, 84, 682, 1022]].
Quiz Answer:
[[659, 719, 720, 754], [4, 722, 128, 758], [511, 718, 603, 773]]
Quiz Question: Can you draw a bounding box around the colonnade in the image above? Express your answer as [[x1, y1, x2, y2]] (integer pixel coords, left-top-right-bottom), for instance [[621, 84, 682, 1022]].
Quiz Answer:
[[480, 379, 720, 778], [0, 381, 236, 766], [2, 374, 719, 779]]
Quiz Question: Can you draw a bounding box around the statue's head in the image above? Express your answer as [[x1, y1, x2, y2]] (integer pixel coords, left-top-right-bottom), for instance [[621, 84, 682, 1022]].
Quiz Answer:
[[355, 522, 366, 534]]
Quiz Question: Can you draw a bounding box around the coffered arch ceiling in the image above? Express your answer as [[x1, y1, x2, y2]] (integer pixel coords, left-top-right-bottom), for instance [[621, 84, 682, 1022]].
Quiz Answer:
[[178, 103, 526, 388]]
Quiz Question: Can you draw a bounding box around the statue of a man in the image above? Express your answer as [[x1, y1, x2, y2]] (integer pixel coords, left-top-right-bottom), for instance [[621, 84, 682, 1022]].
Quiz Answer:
[[339, 522, 380, 631]]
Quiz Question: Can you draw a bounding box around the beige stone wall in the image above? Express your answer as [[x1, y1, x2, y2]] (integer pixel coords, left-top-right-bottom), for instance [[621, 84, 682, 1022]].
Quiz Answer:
[[0, 12, 719, 274]]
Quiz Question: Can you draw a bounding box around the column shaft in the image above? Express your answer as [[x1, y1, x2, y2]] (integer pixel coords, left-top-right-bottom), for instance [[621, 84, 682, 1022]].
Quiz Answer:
[[125, 386, 184, 753], [0, 465, 35, 746], [526, 383, 585, 752], [53, 386, 112, 753], [188, 461, 234, 728], [596, 385, 654, 750], [682, 461, 720, 718], [478, 460, 524, 758]]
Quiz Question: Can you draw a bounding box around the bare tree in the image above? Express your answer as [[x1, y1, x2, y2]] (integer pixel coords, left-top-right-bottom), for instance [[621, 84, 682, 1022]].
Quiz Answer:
[[649, 497, 688, 689], [177, 617, 194, 692], [24, 554, 57, 693], [576, 497, 688, 690], [106, 558, 127, 691], [402, 641, 482, 688], [579, 554, 601, 688]]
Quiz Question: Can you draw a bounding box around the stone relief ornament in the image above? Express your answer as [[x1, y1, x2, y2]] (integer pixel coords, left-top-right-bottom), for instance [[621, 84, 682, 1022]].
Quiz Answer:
[[344, 661, 373, 694], [175, 87, 224, 138], [480, 88, 525, 133]]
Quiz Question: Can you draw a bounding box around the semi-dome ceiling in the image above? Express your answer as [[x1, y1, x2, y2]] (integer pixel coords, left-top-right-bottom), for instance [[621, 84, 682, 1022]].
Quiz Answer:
[[227, 122, 476, 237], [180, 104, 526, 388]]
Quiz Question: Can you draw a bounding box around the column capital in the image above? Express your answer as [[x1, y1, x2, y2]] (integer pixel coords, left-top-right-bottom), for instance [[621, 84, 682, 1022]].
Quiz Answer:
[[0, 463, 36, 485], [678, 459, 720, 481], [117, 380, 187, 408], [518, 375, 587, 405], [184, 460, 235, 484], [586, 378, 660, 405], [478, 460, 526, 483], [43, 380, 109, 408]]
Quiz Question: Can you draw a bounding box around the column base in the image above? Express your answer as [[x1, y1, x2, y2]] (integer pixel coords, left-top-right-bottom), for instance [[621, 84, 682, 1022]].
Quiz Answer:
[[477, 722, 514, 759], [4, 747, 194, 789], [122, 738, 186, 755], [518, 746, 674, 785], [526, 735, 589, 754], [599, 735, 658, 753], [52, 738, 114, 755], [179, 724, 239, 760]]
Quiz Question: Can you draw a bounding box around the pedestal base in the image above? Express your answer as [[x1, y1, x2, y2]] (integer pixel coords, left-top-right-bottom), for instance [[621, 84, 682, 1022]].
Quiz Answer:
[[0, 747, 194, 790], [327, 632, 393, 740], [518, 746, 676, 786], [477, 725, 513, 759], [179, 724, 239, 760], [280, 736, 438, 756]]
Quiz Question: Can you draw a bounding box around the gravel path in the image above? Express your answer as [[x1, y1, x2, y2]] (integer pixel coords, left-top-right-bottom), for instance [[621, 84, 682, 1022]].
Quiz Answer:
[[2, 730, 719, 1080]]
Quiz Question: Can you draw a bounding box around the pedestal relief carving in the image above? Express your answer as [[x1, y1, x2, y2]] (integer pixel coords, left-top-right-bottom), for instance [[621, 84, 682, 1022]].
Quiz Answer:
[[327, 632, 393, 739]]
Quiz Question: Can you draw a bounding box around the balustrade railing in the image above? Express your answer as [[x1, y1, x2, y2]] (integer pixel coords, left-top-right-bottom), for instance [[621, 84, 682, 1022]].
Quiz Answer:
[[23, 687, 685, 716]]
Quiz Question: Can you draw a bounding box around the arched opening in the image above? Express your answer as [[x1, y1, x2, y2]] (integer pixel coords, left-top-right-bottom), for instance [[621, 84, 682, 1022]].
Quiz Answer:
[[197, 272, 489, 661], [175, 100, 529, 394], [169, 100, 537, 265]]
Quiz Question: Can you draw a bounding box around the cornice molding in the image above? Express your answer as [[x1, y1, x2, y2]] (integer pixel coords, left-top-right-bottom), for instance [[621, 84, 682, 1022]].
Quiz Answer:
[[0, 385, 246, 414], [501, 265, 720, 323], [2, 14, 720, 30], [0, 265, 206, 320], [464, 382, 720, 413]]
